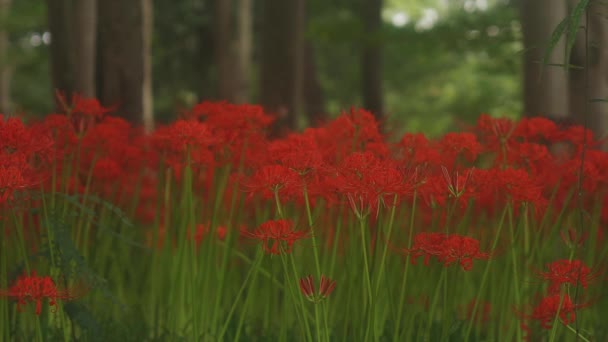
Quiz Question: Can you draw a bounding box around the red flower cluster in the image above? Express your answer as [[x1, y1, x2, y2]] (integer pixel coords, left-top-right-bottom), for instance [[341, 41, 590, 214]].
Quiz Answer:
[[0, 116, 53, 208], [405, 232, 490, 271], [537, 259, 599, 294], [520, 259, 599, 333], [243, 219, 309, 255], [521, 293, 589, 331], [330, 152, 415, 218], [0, 271, 86, 315]]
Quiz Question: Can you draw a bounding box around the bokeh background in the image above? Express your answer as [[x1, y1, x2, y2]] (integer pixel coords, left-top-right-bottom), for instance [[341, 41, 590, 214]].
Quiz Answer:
[[1, 0, 605, 138]]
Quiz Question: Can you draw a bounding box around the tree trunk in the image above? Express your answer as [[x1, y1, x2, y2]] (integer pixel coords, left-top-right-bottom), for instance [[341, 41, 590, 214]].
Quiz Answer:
[[97, 0, 145, 125], [0, 0, 11, 113], [47, 0, 74, 109], [214, 0, 236, 102], [142, 0, 154, 131], [259, 0, 304, 135], [569, 0, 608, 142], [520, 0, 569, 121], [72, 0, 97, 98], [361, 0, 384, 124], [303, 41, 326, 126], [234, 0, 252, 104]]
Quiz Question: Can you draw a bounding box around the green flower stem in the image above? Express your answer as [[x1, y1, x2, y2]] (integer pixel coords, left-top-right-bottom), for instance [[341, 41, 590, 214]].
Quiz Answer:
[[507, 204, 523, 342], [358, 215, 374, 341], [218, 248, 264, 340], [426, 267, 447, 340], [274, 189, 284, 218], [284, 252, 314, 342], [302, 183, 331, 341], [234, 253, 261, 341], [358, 216, 373, 305], [393, 191, 417, 342], [564, 323, 591, 342], [463, 205, 508, 340], [0, 221, 8, 342], [302, 183, 322, 280]]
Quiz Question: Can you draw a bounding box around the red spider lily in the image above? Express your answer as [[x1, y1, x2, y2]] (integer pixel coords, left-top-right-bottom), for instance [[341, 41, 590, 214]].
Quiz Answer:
[[0, 166, 26, 205], [520, 293, 590, 330], [331, 152, 414, 218], [537, 259, 600, 295], [0, 271, 87, 315], [397, 133, 442, 167], [267, 134, 324, 175], [241, 165, 300, 200], [438, 132, 481, 167], [406, 232, 490, 271], [56, 91, 115, 119], [71, 94, 115, 118], [299, 275, 336, 303], [514, 116, 559, 143], [243, 219, 309, 255], [475, 114, 516, 153]]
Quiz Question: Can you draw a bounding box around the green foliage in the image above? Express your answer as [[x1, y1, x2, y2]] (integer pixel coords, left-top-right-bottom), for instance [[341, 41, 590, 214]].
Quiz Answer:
[[8, 0, 523, 135], [5, 0, 51, 115], [309, 0, 521, 136]]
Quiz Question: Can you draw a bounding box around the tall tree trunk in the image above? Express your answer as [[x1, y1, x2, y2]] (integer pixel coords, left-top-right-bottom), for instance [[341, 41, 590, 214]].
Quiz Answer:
[[569, 0, 608, 142], [47, 0, 74, 109], [97, 0, 145, 125], [142, 0, 154, 131], [0, 0, 11, 113], [520, 0, 569, 121], [72, 0, 97, 98], [259, 0, 304, 135], [303, 41, 326, 126], [361, 0, 384, 123], [214, 0, 235, 102], [234, 0, 252, 104], [198, 14, 215, 101]]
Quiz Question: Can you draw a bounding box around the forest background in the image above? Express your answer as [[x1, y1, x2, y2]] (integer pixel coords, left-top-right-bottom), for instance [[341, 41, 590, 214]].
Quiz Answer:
[[1, 0, 605, 139]]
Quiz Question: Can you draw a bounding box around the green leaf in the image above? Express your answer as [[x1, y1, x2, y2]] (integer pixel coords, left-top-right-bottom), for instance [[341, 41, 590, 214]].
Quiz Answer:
[[565, 0, 590, 68], [543, 0, 589, 71], [543, 16, 569, 66]]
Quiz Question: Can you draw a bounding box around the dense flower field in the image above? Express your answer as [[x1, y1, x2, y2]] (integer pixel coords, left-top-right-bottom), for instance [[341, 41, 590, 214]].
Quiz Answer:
[[1, 94, 607, 341]]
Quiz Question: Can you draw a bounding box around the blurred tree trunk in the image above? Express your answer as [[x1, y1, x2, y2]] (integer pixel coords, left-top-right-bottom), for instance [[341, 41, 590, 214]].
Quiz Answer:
[[214, 0, 236, 102], [199, 12, 215, 100], [303, 41, 326, 126], [72, 0, 97, 98], [568, 0, 608, 141], [97, 0, 145, 125], [48, 0, 99, 110], [234, 0, 252, 104], [47, 0, 74, 108], [361, 0, 384, 123], [142, 0, 154, 131], [0, 0, 11, 113], [260, 0, 304, 135], [520, 0, 569, 121]]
